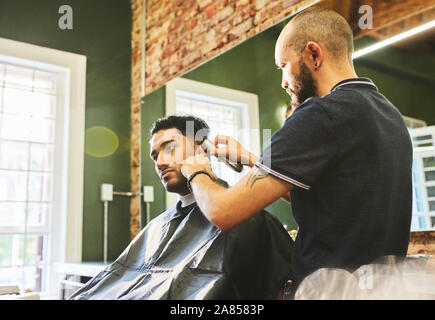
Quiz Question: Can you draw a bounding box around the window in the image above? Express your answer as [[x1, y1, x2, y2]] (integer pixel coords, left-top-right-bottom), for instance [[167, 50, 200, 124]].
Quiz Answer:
[[165, 77, 260, 209], [409, 125, 434, 148], [0, 38, 86, 297], [409, 125, 435, 231]]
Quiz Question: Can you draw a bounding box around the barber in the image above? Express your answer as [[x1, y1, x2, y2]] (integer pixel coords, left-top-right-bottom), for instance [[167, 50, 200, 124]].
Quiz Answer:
[[180, 8, 413, 291]]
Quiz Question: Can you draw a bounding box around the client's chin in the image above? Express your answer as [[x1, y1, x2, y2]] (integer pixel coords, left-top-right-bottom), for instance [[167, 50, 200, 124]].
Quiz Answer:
[[164, 179, 188, 194]]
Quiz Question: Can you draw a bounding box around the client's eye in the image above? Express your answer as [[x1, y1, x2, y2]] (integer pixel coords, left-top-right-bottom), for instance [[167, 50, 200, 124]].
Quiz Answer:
[[165, 143, 176, 153]]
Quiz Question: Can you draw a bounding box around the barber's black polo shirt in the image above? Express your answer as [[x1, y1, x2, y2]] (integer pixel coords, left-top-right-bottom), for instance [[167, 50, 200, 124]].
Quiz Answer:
[[256, 78, 413, 286]]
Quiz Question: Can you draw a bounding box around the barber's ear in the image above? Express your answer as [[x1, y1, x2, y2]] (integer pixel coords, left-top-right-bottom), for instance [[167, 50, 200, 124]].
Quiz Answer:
[[305, 42, 323, 70]]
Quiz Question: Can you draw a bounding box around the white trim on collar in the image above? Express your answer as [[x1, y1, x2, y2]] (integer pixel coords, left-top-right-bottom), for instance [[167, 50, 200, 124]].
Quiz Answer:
[[330, 80, 377, 93]]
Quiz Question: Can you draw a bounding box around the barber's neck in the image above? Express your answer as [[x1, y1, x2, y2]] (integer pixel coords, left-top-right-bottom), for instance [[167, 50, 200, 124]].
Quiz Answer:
[[315, 63, 358, 97]]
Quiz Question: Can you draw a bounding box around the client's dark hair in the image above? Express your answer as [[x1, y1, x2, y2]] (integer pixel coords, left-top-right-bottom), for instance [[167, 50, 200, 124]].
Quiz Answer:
[[150, 115, 210, 144]]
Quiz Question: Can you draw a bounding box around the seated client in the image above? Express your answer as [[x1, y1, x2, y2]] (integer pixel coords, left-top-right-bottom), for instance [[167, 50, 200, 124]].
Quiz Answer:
[[69, 115, 294, 300]]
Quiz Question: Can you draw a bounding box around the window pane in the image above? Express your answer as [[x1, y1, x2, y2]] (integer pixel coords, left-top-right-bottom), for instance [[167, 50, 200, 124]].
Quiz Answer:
[[20, 235, 39, 265], [0, 234, 14, 266], [0, 140, 29, 170], [29, 118, 55, 143], [0, 234, 46, 292], [34, 70, 57, 94], [176, 97, 192, 112], [4, 65, 33, 91], [418, 216, 428, 229], [0, 266, 21, 285], [414, 186, 423, 199], [22, 265, 39, 292], [412, 157, 421, 170], [425, 171, 435, 181], [0, 170, 27, 201], [416, 199, 425, 212], [427, 186, 435, 197], [3, 88, 55, 118], [412, 171, 422, 185], [412, 157, 422, 184], [423, 156, 435, 168], [0, 265, 41, 293], [0, 264, 45, 293], [0, 234, 46, 266], [3, 88, 33, 115], [0, 202, 26, 226], [410, 215, 419, 231], [431, 216, 435, 229], [28, 172, 53, 201], [0, 202, 47, 227], [413, 135, 432, 142], [430, 201, 435, 212], [29, 143, 54, 171], [0, 113, 31, 141], [27, 202, 48, 226]]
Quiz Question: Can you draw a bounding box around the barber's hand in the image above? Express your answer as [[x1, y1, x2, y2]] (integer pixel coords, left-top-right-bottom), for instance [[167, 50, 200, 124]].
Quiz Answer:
[[181, 151, 218, 181], [212, 135, 259, 167]]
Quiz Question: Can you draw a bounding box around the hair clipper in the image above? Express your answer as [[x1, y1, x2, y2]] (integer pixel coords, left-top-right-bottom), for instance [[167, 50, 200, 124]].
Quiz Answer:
[[201, 138, 243, 173]]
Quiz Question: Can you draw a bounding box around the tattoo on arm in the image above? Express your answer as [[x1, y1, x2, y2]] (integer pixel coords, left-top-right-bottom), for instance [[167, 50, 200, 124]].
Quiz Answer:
[[246, 167, 268, 188]]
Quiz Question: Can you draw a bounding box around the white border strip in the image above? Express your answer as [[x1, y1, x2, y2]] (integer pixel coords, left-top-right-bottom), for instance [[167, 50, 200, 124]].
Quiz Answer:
[[255, 162, 310, 190]]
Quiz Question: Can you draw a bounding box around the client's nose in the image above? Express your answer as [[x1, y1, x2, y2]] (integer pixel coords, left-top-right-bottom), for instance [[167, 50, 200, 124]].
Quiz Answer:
[[156, 154, 168, 172]]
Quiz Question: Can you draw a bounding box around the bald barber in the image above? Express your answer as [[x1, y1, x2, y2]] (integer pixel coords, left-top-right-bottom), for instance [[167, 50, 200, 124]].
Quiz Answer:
[[180, 8, 413, 291]]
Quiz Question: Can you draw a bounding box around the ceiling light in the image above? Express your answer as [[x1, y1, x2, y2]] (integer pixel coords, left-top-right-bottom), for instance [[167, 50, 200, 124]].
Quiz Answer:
[[352, 19, 435, 59]]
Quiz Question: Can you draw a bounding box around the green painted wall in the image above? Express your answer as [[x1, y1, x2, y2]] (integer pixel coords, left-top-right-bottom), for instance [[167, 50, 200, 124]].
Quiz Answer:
[[141, 88, 166, 223], [353, 37, 435, 125], [0, 0, 132, 261]]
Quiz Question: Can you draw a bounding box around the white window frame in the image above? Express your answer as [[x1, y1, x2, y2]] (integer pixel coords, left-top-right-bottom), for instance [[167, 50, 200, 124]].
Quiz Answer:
[[409, 125, 435, 231], [165, 77, 260, 209], [0, 38, 86, 296]]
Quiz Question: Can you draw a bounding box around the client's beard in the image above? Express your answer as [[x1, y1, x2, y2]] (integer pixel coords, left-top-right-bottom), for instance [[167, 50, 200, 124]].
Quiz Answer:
[[291, 60, 318, 108]]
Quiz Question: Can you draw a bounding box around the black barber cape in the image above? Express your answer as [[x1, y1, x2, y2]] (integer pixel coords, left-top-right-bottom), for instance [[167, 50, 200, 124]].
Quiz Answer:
[[69, 201, 293, 300]]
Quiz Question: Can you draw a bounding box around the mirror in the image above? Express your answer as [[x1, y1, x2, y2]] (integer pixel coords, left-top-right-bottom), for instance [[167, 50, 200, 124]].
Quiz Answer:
[[142, 0, 435, 231]]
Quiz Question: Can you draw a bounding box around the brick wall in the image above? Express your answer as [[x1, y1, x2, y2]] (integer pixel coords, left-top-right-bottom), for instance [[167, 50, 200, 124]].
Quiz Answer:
[[130, 0, 144, 240], [139, 0, 318, 94], [408, 231, 435, 255]]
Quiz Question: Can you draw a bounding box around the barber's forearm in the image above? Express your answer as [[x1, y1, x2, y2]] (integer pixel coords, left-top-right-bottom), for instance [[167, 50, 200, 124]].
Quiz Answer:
[[248, 153, 259, 168], [189, 152, 260, 229], [248, 154, 290, 203], [190, 174, 230, 228]]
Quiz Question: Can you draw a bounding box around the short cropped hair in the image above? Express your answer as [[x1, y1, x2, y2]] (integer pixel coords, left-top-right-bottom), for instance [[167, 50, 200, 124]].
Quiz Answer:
[[150, 115, 210, 144], [285, 7, 354, 59]]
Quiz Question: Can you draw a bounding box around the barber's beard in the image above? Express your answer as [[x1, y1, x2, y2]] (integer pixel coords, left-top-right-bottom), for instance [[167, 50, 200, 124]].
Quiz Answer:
[[291, 60, 318, 108]]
